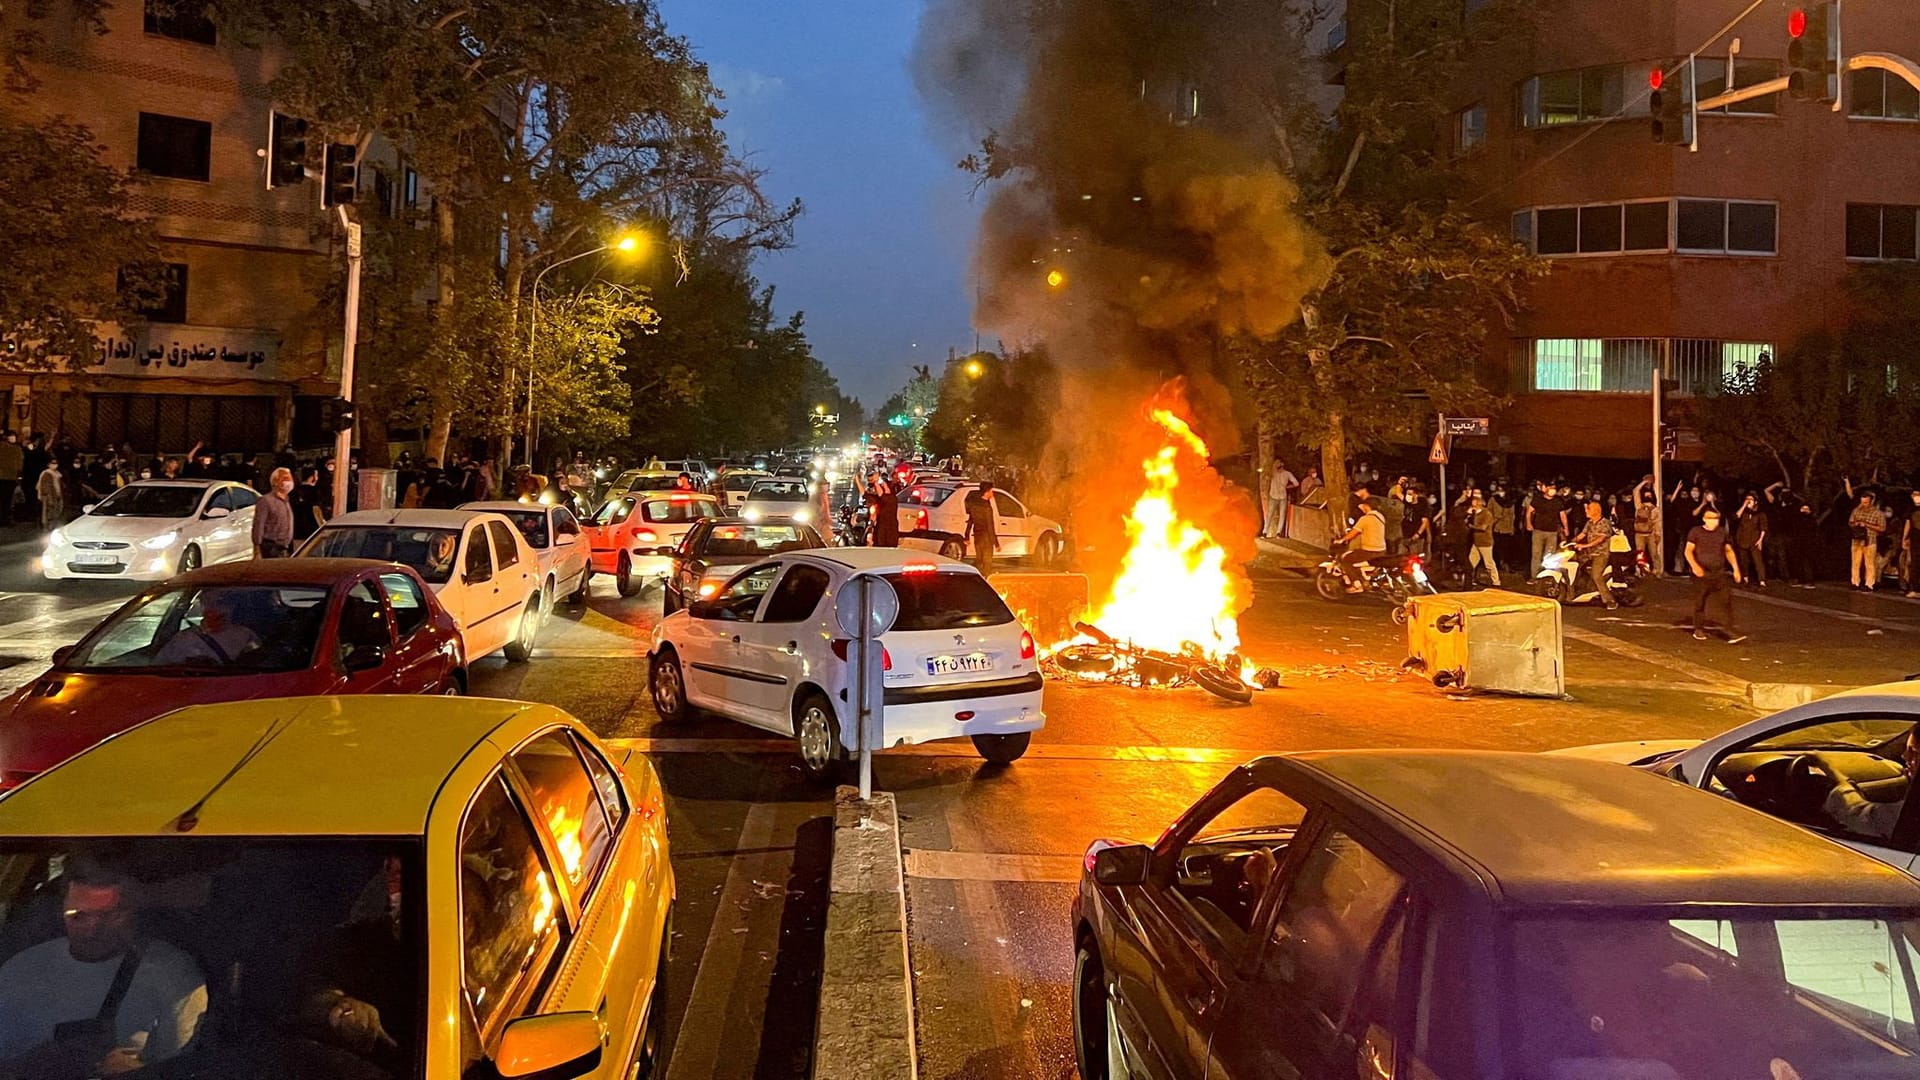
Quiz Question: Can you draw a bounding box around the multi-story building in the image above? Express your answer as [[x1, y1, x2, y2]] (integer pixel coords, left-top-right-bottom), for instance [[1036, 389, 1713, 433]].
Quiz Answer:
[[0, 0, 411, 456]]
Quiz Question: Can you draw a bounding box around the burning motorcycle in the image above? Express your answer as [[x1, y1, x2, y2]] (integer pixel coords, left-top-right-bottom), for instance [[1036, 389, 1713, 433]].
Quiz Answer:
[[1051, 622, 1256, 704], [1313, 544, 1437, 620], [1535, 540, 1646, 607]]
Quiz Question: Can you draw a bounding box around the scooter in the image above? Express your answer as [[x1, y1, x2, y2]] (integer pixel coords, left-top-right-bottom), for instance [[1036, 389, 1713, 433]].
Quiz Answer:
[[1314, 543, 1438, 622], [1536, 539, 1645, 607]]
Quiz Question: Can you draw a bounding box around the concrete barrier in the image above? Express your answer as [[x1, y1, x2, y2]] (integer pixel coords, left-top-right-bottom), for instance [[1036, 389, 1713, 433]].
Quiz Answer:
[[813, 786, 917, 1080]]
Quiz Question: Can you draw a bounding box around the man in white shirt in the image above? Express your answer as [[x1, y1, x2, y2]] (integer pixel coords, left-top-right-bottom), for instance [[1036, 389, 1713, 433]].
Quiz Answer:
[[1264, 461, 1299, 539], [1817, 730, 1920, 841], [0, 857, 206, 1074]]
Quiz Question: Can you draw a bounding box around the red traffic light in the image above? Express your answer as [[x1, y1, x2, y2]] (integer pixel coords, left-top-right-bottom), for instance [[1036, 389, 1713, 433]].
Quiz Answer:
[[1649, 68, 1664, 90], [1788, 8, 1807, 37]]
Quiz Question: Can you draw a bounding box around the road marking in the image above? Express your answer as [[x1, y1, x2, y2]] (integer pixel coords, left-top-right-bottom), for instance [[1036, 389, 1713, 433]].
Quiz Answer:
[[530, 647, 647, 659], [904, 849, 1082, 883], [664, 800, 782, 1080], [1736, 590, 1920, 634], [1562, 627, 1749, 696], [613, 736, 1254, 764]]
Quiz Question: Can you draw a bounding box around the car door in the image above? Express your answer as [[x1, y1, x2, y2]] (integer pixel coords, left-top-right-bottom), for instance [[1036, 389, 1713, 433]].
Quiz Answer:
[[227, 486, 259, 560], [993, 491, 1032, 557], [378, 570, 450, 692], [585, 497, 634, 574], [331, 578, 399, 693], [682, 563, 782, 710], [461, 524, 510, 657], [488, 519, 535, 614], [1108, 779, 1311, 1078], [551, 508, 588, 595], [731, 563, 833, 729], [196, 486, 239, 561]]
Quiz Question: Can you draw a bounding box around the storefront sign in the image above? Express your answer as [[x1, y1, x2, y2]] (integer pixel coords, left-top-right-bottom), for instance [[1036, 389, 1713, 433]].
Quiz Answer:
[[88, 324, 283, 381]]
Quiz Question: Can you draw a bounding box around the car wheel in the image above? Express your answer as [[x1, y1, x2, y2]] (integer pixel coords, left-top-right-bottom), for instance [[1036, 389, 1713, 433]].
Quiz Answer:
[[795, 692, 845, 779], [971, 731, 1031, 763], [541, 577, 556, 624], [441, 670, 466, 695], [1035, 532, 1062, 568], [503, 599, 539, 663], [650, 649, 691, 722], [631, 924, 670, 1078], [570, 568, 592, 604], [617, 554, 639, 597], [180, 544, 203, 572], [939, 538, 966, 560], [1074, 940, 1116, 1080]]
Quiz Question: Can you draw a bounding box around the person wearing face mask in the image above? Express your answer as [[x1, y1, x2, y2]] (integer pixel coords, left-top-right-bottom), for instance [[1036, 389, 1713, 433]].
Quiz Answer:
[[1903, 489, 1920, 598], [252, 467, 296, 559], [1844, 478, 1887, 591], [1685, 506, 1745, 643], [1667, 481, 1698, 575], [1734, 493, 1768, 588]]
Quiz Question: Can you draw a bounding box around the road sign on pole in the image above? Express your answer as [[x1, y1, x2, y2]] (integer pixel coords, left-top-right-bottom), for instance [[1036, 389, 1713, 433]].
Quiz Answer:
[[1428, 432, 1450, 464], [1443, 417, 1490, 437], [834, 574, 899, 800]]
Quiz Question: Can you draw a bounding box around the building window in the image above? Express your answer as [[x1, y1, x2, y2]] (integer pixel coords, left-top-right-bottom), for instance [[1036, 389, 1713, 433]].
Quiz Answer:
[[132, 263, 189, 324], [1533, 339, 1603, 391], [1521, 64, 1650, 127], [1531, 339, 1772, 395], [372, 168, 395, 218], [1692, 57, 1782, 115], [1675, 198, 1776, 255], [1846, 203, 1920, 260], [403, 167, 419, 210], [143, 0, 215, 44], [1456, 104, 1488, 151], [1849, 68, 1920, 120], [1510, 211, 1533, 251], [1325, 20, 1347, 53], [1514, 200, 1671, 257], [136, 113, 212, 181], [1625, 201, 1671, 250]]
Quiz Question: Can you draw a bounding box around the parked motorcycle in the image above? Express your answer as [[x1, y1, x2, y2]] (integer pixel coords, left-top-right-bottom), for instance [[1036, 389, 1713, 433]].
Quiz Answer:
[[1313, 544, 1438, 622], [1535, 541, 1646, 607]]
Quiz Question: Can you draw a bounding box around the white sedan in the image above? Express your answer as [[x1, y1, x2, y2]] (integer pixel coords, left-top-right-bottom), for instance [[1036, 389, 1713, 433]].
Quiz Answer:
[[739, 478, 818, 526], [297, 509, 545, 663], [647, 548, 1045, 776], [1555, 681, 1920, 874], [459, 500, 592, 617], [43, 479, 259, 581], [895, 481, 1066, 566]]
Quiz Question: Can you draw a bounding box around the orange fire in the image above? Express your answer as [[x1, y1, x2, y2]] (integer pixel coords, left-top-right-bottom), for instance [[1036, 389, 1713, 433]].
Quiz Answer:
[[1075, 408, 1246, 660]]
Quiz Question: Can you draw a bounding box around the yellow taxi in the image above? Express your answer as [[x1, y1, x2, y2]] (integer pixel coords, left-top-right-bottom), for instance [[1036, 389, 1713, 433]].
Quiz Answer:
[[0, 696, 673, 1080]]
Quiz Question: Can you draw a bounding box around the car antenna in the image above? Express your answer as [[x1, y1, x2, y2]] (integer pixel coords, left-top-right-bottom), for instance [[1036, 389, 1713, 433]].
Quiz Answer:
[[168, 705, 308, 833]]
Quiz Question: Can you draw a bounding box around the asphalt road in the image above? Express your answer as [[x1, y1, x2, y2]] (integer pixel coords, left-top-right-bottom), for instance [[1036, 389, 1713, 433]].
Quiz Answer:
[[1, 523, 1918, 1078]]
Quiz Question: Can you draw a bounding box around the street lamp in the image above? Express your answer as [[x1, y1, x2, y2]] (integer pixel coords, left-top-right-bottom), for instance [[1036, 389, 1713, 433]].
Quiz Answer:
[[524, 230, 646, 466], [1046, 268, 1066, 289], [964, 359, 984, 378]]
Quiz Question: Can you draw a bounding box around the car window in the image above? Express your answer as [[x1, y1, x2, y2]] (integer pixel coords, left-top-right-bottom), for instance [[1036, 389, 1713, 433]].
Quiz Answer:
[[336, 581, 392, 658], [380, 572, 429, 637], [900, 485, 958, 507], [207, 487, 233, 513], [574, 735, 629, 832], [502, 510, 550, 550], [302, 526, 463, 585], [464, 527, 492, 584], [699, 524, 815, 558], [642, 498, 718, 523], [63, 585, 330, 673], [705, 564, 782, 621], [594, 498, 634, 526], [1746, 717, 1915, 754], [992, 492, 1025, 518], [761, 565, 831, 623], [1264, 828, 1407, 1028], [553, 509, 581, 538], [487, 522, 520, 570], [460, 774, 566, 1037], [87, 484, 202, 518], [877, 570, 1015, 631], [512, 731, 616, 899], [229, 487, 258, 509], [747, 480, 810, 502], [1170, 787, 1307, 943]]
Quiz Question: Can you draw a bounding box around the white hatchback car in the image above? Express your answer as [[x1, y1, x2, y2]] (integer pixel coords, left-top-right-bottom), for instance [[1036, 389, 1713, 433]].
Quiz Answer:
[[738, 478, 818, 527], [719, 470, 771, 512], [1554, 681, 1920, 875], [459, 500, 591, 615], [896, 481, 1066, 565], [297, 509, 545, 663], [43, 479, 259, 581], [647, 549, 1045, 776]]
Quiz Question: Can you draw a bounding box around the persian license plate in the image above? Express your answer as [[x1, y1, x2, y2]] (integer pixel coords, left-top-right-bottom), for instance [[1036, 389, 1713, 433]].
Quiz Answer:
[[76, 553, 118, 566], [926, 653, 993, 677]]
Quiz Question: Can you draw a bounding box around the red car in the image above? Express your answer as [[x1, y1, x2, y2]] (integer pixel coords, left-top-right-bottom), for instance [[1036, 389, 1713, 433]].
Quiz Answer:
[[0, 558, 465, 789]]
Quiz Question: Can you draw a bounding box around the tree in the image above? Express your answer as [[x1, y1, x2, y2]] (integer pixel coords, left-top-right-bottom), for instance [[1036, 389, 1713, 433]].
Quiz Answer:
[[527, 285, 656, 454]]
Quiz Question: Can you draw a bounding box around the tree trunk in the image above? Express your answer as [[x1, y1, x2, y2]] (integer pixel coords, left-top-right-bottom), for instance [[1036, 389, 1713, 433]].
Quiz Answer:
[[1255, 415, 1275, 535], [1321, 414, 1350, 537], [498, 208, 527, 488], [423, 196, 458, 466]]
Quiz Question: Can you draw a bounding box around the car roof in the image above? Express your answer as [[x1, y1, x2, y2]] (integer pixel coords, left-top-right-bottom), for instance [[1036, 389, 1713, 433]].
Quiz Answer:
[[0, 696, 565, 837], [169, 558, 394, 587], [322, 509, 498, 529], [460, 501, 551, 515], [117, 479, 228, 491], [1273, 750, 1920, 909], [790, 549, 973, 573]]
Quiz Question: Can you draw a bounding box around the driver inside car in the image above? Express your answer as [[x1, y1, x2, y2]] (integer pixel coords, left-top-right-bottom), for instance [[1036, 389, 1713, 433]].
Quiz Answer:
[[1814, 727, 1920, 840], [155, 591, 264, 667]]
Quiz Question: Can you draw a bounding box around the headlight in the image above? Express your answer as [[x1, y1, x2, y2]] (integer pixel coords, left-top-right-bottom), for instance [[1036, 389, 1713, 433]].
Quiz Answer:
[[1412, 565, 1429, 583], [47, 528, 64, 546], [742, 508, 762, 522], [792, 508, 812, 523], [141, 531, 180, 551]]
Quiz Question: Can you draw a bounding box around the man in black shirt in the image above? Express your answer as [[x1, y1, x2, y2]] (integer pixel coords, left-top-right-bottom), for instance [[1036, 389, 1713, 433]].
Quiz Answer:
[[1685, 507, 1745, 643], [1527, 481, 1567, 578]]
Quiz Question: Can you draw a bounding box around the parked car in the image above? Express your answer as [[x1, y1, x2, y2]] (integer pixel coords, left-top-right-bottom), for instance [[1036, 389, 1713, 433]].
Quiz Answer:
[[0, 695, 673, 1079], [1074, 749, 1920, 1080], [42, 479, 259, 581], [645, 458, 710, 485], [719, 469, 772, 512], [738, 478, 816, 525], [648, 549, 1044, 774], [896, 481, 1066, 566], [583, 491, 723, 598], [605, 470, 686, 499], [0, 559, 465, 789], [460, 500, 592, 614], [297, 509, 544, 664], [1554, 680, 1920, 875], [660, 517, 826, 615]]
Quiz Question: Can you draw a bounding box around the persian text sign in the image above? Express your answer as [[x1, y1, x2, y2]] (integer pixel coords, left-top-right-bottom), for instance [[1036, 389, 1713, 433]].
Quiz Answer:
[[88, 324, 284, 381]]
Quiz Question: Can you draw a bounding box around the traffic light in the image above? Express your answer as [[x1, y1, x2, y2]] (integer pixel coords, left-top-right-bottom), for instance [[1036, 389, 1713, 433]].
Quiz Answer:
[[322, 144, 358, 207], [267, 112, 308, 189], [1787, 4, 1839, 103], [1659, 424, 1679, 461], [1649, 66, 1689, 145], [321, 396, 356, 433]]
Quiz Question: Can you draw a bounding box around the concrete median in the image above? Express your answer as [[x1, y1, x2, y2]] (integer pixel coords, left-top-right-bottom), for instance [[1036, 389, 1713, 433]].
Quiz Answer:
[[813, 785, 917, 1080]]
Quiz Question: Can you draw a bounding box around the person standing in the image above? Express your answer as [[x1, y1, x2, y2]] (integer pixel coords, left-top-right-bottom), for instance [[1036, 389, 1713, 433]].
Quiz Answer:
[[1666, 481, 1697, 575], [1686, 506, 1746, 643], [0, 433, 20, 528], [1786, 500, 1821, 588], [1263, 460, 1298, 539], [252, 467, 295, 559], [1466, 493, 1500, 586], [1631, 477, 1659, 575], [1904, 489, 1920, 598], [867, 477, 900, 547], [963, 482, 1000, 576], [1527, 481, 1566, 578], [20, 435, 48, 525], [289, 466, 325, 542], [34, 458, 62, 530], [1734, 493, 1768, 588], [1846, 482, 1888, 591]]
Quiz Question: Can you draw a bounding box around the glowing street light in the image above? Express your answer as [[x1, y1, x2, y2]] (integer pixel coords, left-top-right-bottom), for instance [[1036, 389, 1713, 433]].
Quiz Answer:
[[1046, 268, 1066, 289], [964, 359, 984, 378]]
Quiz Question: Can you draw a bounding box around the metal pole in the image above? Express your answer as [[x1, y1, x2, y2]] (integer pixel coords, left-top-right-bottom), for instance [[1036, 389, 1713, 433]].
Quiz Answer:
[[1437, 413, 1448, 512], [856, 574, 874, 801], [1652, 356, 1666, 576], [333, 207, 361, 520]]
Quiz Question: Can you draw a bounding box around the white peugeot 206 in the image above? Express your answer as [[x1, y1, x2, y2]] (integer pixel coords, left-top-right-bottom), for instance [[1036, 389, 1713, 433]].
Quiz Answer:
[[647, 548, 1044, 776]]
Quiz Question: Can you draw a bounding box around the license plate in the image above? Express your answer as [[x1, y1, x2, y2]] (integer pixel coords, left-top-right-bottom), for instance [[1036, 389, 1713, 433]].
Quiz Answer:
[[76, 553, 118, 566], [926, 653, 994, 676]]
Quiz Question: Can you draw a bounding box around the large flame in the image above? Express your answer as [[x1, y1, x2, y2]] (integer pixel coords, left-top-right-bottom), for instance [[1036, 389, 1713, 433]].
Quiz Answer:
[[1077, 408, 1244, 659]]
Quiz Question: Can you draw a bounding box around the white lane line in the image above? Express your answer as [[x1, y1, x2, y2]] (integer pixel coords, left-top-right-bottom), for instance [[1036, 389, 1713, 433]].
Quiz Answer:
[[1561, 627, 1750, 696], [664, 801, 782, 1080], [611, 737, 1254, 764], [904, 849, 1081, 884], [1736, 590, 1920, 634]]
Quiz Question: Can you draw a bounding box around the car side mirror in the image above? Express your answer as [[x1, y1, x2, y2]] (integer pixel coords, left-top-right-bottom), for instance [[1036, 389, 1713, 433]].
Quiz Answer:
[[203, 506, 231, 520], [687, 600, 719, 620], [1092, 843, 1151, 887], [343, 644, 386, 672], [81, 503, 96, 515], [50, 645, 74, 668], [555, 532, 577, 546], [494, 1011, 603, 1079], [655, 546, 678, 557]]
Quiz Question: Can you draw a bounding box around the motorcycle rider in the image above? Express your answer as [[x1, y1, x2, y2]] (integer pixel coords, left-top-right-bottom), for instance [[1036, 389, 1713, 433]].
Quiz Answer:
[[1571, 499, 1619, 609], [1335, 499, 1391, 593]]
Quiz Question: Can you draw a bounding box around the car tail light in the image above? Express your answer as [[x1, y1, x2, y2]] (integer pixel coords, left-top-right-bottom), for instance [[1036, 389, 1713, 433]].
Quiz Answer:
[[914, 509, 929, 530], [1019, 631, 1036, 660], [954, 710, 975, 721], [900, 562, 937, 574], [636, 529, 658, 542], [829, 639, 891, 670]]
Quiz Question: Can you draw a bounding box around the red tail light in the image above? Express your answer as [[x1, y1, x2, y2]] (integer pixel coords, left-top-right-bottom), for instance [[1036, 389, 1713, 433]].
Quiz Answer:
[[829, 639, 892, 670], [914, 509, 929, 530], [1019, 631, 1036, 660]]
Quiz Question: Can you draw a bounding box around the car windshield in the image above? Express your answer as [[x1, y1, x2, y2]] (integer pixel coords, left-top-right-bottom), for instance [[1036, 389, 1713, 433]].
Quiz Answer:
[[497, 509, 550, 549], [301, 526, 462, 585], [62, 585, 329, 673], [642, 498, 716, 524], [0, 838, 423, 1079], [629, 475, 683, 492], [698, 524, 816, 558], [878, 570, 1015, 631], [1749, 719, 1916, 753], [747, 481, 809, 502], [87, 485, 205, 519], [1508, 910, 1920, 1079], [724, 474, 766, 491], [900, 485, 959, 507]]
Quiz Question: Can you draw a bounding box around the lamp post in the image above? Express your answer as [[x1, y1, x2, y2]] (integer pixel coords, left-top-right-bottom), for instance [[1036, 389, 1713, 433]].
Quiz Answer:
[[524, 232, 643, 467]]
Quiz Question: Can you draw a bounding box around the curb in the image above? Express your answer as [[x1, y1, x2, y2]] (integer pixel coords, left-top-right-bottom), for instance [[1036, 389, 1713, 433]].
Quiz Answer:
[[812, 786, 917, 1080]]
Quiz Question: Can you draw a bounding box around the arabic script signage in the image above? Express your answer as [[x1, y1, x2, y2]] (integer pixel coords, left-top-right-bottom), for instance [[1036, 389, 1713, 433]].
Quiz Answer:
[[88, 324, 284, 381]]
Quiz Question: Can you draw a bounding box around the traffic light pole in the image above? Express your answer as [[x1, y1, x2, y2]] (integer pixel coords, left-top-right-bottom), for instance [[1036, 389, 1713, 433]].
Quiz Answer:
[[334, 206, 362, 519], [1651, 364, 1665, 575]]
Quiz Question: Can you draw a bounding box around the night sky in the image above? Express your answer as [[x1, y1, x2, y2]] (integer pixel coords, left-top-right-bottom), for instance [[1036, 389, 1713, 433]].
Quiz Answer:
[[656, 0, 979, 410]]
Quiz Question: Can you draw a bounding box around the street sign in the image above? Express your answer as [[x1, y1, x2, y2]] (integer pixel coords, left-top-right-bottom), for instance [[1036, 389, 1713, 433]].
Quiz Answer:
[[1428, 432, 1450, 464], [1444, 417, 1490, 437]]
